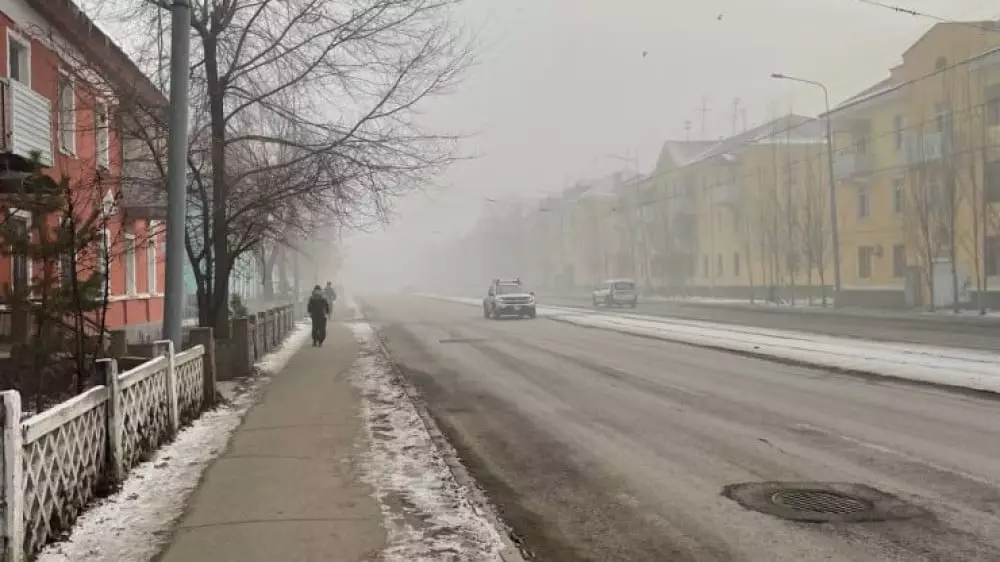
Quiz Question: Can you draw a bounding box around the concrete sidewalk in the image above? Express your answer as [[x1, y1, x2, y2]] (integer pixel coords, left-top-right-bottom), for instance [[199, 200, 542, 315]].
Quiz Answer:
[[154, 322, 385, 562]]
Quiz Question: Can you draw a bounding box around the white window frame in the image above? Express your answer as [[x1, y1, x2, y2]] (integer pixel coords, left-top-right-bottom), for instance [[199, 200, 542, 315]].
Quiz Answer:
[[95, 101, 109, 169], [147, 236, 158, 295], [5, 29, 31, 87], [124, 232, 136, 296], [57, 70, 76, 156], [7, 208, 32, 292], [892, 179, 904, 215], [858, 187, 870, 219]]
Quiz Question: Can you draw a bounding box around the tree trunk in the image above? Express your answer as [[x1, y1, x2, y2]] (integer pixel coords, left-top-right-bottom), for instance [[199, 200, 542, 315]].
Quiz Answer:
[[205, 36, 232, 339]]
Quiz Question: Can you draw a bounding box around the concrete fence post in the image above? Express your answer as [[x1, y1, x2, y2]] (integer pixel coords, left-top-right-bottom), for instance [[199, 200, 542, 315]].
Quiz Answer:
[[1, 391, 24, 562], [155, 340, 179, 433], [257, 312, 268, 354], [108, 330, 128, 358], [188, 327, 216, 408], [232, 317, 252, 379], [99, 358, 124, 485]]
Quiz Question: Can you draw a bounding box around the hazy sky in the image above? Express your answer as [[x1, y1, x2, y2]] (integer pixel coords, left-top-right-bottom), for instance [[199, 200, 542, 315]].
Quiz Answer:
[[343, 0, 1000, 286]]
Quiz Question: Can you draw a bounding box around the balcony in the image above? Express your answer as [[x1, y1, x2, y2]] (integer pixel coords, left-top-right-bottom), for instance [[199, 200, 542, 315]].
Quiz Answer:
[[0, 78, 53, 168], [710, 183, 740, 206], [903, 131, 943, 165], [833, 151, 873, 181]]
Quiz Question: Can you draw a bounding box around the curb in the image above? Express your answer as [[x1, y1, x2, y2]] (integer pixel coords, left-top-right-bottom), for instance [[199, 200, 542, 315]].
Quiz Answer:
[[361, 313, 529, 562]]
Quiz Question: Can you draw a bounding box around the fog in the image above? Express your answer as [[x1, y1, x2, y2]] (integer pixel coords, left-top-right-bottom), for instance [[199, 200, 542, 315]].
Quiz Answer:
[[342, 0, 998, 294]]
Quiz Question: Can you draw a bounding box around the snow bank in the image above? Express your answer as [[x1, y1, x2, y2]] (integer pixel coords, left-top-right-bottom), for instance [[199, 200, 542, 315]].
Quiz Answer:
[[347, 320, 509, 561], [426, 295, 1000, 394], [36, 321, 312, 562]]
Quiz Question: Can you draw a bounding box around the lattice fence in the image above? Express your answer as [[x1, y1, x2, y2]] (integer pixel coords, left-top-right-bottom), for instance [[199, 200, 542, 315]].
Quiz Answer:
[[21, 391, 108, 557], [175, 350, 205, 423], [119, 359, 172, 470], [0, 342, 208, 562]]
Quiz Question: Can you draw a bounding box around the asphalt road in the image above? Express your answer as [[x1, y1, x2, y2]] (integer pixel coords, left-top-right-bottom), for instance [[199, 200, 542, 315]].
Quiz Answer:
[[361, 295, 1000, 562], [539, 295, 1000, 352]]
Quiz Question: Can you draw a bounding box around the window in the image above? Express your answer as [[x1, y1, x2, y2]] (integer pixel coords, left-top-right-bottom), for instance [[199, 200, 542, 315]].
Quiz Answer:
[[858, 246, 874, 279], [986, 161, 1000, 203], [892, 244, 906, 278], [7, 33, 30, 85], [988, 84, 1000, 127], [7, 211, 30, 294], [733, 252, 741, 277], [934, 102, 949, 134], [855, 133, 868, 155], [124, 233, 136, 295], [858, 187, 870, 219], [893, 114, 904, 150], [58, 72, 76, 154], [702, 254, 709, 278], [987, 236, 1000, 277], [60, 252, 74, 288], [147, 238, 157, 294], [717, 254, 724, 277], [892, 179, 904, 214], [935, 56, 947, 71], [95, 103, 109, 168], [99, 229, 111, 297]]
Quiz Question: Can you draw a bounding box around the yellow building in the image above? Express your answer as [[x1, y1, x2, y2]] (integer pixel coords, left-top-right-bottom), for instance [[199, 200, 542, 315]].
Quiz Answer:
[[831, 21, 1000, 309]]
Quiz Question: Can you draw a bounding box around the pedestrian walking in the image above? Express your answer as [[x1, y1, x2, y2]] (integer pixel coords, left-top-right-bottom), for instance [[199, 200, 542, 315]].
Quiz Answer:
[[307, 285, 332, 347], [324, 281, 337, 307]]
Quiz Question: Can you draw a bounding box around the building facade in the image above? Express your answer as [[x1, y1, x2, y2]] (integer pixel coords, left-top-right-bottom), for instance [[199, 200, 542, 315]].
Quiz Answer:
[[1, 0, 168, 335]]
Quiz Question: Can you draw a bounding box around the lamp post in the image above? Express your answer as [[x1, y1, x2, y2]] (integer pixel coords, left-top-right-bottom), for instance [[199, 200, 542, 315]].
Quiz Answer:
[[771, 73, 842, 306]]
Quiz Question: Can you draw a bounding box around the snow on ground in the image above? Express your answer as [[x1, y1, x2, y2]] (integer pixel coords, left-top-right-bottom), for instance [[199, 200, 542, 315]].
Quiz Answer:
[[36, 321, 312, 562], [346, 319, 509, 562], [425, 295, 1000, 394]]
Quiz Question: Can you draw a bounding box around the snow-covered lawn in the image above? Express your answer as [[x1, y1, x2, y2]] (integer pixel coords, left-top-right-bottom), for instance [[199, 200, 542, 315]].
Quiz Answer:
[[36, 322, 312, 562], [425, 295, 1000, 394], [346, 318, 513, 561]]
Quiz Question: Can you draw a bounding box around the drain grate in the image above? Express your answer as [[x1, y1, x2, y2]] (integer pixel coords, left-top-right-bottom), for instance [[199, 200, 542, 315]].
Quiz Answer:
[[771, 489, 872, 514], [722, 481, 927, 523]]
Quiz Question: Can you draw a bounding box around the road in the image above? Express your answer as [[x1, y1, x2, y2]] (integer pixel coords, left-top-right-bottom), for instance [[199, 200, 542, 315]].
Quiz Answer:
[[539, 295, 1000, 352], [361, 295, 1000, 562]]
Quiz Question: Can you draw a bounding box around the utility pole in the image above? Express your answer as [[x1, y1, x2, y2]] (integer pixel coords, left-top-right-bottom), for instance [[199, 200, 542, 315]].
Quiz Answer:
[[162, 0, 192, 346], [731, 98, 740, 136], [697, 96, 711, 140]]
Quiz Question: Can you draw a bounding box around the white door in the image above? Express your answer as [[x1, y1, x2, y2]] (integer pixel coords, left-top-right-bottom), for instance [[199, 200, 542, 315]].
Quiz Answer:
[[932, 259, 954, 308]]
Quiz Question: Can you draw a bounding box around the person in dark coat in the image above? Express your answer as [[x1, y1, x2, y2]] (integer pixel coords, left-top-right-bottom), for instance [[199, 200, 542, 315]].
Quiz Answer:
[[307, 285, 331, 347]]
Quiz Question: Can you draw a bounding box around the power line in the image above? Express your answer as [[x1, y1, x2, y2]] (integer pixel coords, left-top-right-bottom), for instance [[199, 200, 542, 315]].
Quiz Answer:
[[857, 0, 1000, 34]]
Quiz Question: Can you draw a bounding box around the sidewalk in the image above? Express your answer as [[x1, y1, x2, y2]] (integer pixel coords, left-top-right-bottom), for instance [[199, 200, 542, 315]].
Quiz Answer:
[[154, 322, 386, 562]]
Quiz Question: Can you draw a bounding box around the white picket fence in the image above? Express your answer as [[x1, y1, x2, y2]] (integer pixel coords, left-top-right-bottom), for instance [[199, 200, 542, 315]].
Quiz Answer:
[[0, 342, 208, 561]]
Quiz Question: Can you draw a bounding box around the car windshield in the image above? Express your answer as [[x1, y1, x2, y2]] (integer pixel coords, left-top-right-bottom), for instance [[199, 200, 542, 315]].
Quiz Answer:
[[497, 284, 523, 295], [613, 282, 634, 291]]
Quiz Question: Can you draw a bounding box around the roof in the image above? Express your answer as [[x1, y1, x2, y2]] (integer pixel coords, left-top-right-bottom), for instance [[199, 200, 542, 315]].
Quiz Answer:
[[655, 140, 716, 170], [27, 0, 166, 107], [901, 21, 1000, 58], [830, 77, 905, 115], [690, 114, 825, 164]]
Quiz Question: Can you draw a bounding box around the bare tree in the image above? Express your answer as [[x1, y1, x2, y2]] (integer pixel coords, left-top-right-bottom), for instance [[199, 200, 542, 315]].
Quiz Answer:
[[97, 0, 472, 335], [906, 119, 950, 311]]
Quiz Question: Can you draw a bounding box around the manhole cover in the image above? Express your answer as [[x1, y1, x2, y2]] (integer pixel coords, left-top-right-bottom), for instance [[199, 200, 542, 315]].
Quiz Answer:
[[771, 489, 871, 514], [438, 337, 487, 344], [722, 481, 927, 523]]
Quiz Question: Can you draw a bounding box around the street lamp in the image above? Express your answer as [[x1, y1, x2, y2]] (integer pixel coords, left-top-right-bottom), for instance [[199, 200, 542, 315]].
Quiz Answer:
[[771, 73, 842, 306]]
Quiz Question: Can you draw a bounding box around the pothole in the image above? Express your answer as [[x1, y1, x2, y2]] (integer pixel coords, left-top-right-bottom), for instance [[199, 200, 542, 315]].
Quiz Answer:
[[722, 481, 928, 523]]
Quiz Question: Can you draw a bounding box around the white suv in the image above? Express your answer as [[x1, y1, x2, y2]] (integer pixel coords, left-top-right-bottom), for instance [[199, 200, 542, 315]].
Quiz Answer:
[[592, 279, 638, 308]]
